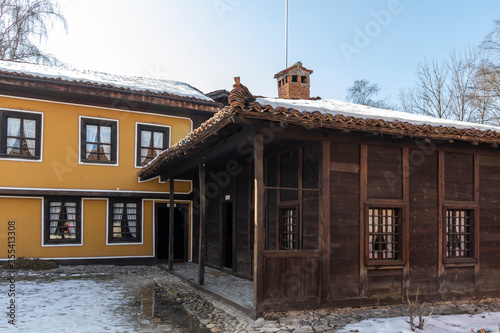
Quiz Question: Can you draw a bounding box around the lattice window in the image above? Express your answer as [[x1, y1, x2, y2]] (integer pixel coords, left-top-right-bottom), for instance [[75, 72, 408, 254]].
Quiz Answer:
[[368, 208, 400, 260], [109, 200, 141, 243], [81, 118, 117, 164], [446, 209, 473, 258], [44, 198, 81, 244], [0, 111, 42, 159], [281, 207, 298, 250], [136, 124, 169, 166]]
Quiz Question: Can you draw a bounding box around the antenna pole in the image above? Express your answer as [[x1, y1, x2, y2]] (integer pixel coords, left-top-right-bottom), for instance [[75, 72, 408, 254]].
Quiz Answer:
[[285, 0, 288, 68]]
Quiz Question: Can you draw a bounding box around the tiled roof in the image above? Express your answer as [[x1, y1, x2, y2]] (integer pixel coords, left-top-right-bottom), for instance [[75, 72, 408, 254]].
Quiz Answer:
[[138, 78, 500, 180], [0, 60, 215, 103]]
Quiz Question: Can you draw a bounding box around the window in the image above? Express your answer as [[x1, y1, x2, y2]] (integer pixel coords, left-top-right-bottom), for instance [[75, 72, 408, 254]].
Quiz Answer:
[[367, 207, 401, 261], [81, 118, 117, 164], [44, 197, 81, 245], [136, 124, 170, 167], [0, 111, 42, 159], [292, 75, 298, 82], [445, 209, 473, 259], [301, 76, 307, 83], [280, 206, 298, 250], [109, 199, 141, 243]]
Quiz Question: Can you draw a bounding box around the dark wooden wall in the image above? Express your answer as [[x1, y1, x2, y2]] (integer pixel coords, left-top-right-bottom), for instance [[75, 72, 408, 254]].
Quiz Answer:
[[189, 128, 500, 313]]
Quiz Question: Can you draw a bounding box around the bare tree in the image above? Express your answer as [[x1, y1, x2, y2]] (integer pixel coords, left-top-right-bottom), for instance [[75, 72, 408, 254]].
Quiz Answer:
[[0, 0, 67, 65], [346, 79, 393, 109], [412, 58, 453, 119], [398, 86, 417, 114], [447, 48, 479, 122]]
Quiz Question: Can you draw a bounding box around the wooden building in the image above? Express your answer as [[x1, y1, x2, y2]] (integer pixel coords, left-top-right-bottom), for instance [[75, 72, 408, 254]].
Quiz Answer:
[[0, 60, 219, 263], [139, 63, 500, 314]]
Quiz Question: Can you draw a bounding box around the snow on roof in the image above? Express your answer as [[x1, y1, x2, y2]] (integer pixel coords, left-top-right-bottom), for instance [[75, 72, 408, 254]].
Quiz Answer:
[[0, 60, 213, 102], [256, 97, 500, 133]]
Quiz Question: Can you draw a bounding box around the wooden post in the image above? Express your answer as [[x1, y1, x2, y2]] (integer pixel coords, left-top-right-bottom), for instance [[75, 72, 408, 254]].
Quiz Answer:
[[320, 140, 331, 301], [359, 144, 368, 298], [437, 150, 445, 293], [474, 154, 480, 293], [254, 134, 265, 312], [402, 148, 410, 298], [198, 162, 206, 285], [168, 176, 175, 271]]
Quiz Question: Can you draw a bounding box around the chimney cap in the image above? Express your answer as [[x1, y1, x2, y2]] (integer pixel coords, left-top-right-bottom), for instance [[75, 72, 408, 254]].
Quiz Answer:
[[274, 61, 313, 79]]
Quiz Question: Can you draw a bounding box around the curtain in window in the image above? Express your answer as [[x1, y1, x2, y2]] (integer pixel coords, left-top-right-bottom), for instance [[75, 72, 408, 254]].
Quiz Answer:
[[153, 132, 163, 149], [65, 202, 77, 237], [23, 119, 36, 156], [100, 126, 111, 161], [127, 203, 137, 238], [86, 125, 98, 159], [141, 130, 152, 164], [49, 202, 61, 235], [6, 118, 20, 154], [113, 203, 124, 237]]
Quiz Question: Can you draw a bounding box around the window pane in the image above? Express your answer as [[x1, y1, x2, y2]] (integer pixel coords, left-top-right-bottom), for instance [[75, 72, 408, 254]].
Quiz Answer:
[[153, 132, 164, 148], [23, 119, 36, 139], [86, 125, 98, 143], [86, 143, 97, 159], [100, 126, 112, 144], [7, 118, 21, 137], [141, 130, 152, 147], [101, 144, 111, 161]]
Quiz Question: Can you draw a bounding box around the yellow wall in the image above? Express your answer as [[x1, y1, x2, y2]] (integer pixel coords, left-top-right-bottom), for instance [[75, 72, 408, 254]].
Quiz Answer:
[[0, 95, 192, 193], [0, 95, 196, 260], [0, 198, 155, 259]]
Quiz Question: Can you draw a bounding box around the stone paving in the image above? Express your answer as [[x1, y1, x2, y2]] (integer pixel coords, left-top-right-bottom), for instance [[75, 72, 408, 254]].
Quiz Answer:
[[163, 262, 255, 311], [3, 265, 500, 332]]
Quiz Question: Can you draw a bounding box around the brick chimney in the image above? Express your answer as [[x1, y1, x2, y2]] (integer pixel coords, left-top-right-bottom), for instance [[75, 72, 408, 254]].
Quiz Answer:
[[274, 61, 313, 99]]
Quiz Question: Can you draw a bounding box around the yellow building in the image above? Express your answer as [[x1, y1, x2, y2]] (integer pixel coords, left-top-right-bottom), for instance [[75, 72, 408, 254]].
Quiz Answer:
[[0, 61, 219, 263]]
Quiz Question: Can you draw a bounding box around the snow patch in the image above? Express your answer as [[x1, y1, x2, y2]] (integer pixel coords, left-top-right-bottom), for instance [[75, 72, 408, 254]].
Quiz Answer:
[[256, 97, 500, 133], [0, 60, 213, 101]]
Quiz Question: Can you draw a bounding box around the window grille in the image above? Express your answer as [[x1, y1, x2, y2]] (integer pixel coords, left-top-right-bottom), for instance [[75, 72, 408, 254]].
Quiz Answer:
[[446, 209, 473, 258], [368, 208, 400, 260], [281, 208, 298, 250]]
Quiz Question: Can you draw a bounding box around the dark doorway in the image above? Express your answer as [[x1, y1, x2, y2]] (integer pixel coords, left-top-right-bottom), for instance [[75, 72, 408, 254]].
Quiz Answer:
[[221, 202, 233, 269], [156, 203, 189, 262]]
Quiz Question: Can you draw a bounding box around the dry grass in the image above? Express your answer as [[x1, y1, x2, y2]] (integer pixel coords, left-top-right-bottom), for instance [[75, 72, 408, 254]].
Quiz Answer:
[[2, 257, 58, 270]]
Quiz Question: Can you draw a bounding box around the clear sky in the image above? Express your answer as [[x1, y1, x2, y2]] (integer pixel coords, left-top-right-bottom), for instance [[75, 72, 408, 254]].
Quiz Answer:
[[45, 0, 500, 106]]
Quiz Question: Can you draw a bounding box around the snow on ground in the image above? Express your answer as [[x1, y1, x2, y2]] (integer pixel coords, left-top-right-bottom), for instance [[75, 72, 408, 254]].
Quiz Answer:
[[0, 278, 138, 332], [0, 60, 213, 101], [338, 312, 500, 333], [256, 97, 500, 133]]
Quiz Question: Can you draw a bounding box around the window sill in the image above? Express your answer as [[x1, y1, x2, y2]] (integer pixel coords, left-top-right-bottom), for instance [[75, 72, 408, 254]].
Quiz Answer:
[[444, 258, 477, 267], [365, 260, 405, 267]]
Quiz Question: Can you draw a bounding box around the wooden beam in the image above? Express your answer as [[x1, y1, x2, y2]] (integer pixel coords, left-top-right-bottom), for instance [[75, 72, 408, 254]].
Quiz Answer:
[[198, 162, 206, 285], [359, 144, 368, 298], [402, 148, 410, 298], [437, 151, 445, 293], [491, 143, 499, 148], [168, 176, 175, 271], [254, 134, 265, 312], [471, 141, 479, 146], [320, 140, 331, 302], [474, 154, 480, 293]]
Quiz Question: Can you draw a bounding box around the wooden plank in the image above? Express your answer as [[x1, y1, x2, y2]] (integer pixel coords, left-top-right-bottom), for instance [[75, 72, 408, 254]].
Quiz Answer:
[[198, 163, 206, 285], [298, 148, 303, 250], [169, 176, 175, 271], [254, 134, 266, 311], [321, 140, 331, 301], [330, 162, 360, 173], [438, 151, 445, 293], [359, 144, 368, 297], [402, 148, 410, 298], [474, 154, 480, 293]]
